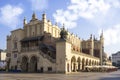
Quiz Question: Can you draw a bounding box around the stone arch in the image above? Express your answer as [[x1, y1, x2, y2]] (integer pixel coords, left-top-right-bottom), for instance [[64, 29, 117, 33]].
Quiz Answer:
[[21, 56, 28, 72], [71, 56, 76, 72], [82, 58, 85, 71], [77, 57, 81, 71], [29, 55, 38, 72]]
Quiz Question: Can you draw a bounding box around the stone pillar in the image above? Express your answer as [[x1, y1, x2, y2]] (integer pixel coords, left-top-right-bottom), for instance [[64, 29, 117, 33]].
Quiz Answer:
[[17, 63, 21, 71], [80, 63, 82, 70], [28, 60, 32, 72], [76, 62, 78, 72]]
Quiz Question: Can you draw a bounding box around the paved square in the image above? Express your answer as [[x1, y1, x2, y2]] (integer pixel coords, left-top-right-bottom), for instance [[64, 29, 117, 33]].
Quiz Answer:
[[0, 70, 120, 80]]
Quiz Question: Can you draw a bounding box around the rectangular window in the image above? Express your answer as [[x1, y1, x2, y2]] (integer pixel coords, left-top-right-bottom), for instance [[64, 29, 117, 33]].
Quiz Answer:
[[14, 53, 17, 58], [48, 67, 52, 71]]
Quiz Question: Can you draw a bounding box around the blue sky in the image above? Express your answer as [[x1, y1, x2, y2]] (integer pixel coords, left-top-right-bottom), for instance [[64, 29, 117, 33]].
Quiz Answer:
[[0, 0, 120, 56]]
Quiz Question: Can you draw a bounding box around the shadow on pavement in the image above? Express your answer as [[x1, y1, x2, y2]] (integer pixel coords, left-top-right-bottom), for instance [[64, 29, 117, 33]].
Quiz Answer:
[[100, 77, 120, 80]]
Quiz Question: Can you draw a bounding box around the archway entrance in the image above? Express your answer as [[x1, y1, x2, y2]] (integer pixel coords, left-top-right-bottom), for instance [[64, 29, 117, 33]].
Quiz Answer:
[[89, 60, 92, 66], [30, 56, 37, 72], [86, 59, 88, 66], [71, 56, 76, 72], [21, 56, 28, 72]]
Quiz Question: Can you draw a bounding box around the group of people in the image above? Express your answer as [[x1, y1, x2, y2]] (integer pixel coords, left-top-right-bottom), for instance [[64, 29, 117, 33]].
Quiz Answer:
[[85, 65, 118, 72]]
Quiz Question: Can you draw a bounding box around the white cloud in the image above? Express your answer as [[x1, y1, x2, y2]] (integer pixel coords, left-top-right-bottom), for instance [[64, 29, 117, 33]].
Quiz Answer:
[[102, 24, 120, 46], [53, 0, 120, 29], [0, 4, 23, 29], [30, 0, 48, 11]]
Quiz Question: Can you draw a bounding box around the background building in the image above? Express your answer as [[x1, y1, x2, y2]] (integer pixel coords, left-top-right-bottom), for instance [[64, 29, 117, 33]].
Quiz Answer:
[[112, 51, 120, 68], [0, 49, 6, 70], [6, 13, 112, 73]]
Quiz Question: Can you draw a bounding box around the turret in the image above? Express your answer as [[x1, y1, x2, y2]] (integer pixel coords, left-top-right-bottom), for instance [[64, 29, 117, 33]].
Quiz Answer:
[[100, 30, 104, 65], [23, 17, 27, 25], [42, 13, 47, 22], [56, 23, 71, 73], [100, 30, 104, 45], [90, 34, 92, 40], [55, 22, 58, 26], [32, 12, 37, 19], [30, 12, 38, 21], [89, 34, 94, 56], [60, 24, 68, 40]]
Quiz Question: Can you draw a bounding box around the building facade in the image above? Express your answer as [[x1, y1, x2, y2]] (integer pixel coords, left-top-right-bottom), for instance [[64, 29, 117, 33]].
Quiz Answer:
[[0, 49, 6, 62], [6, 13, 111, 73], [0, 49, 6, 69], [112, 51, 120, 67]]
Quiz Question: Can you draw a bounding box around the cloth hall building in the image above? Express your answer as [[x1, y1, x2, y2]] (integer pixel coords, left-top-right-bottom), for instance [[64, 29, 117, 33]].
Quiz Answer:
[[6, 13, 112, 73]]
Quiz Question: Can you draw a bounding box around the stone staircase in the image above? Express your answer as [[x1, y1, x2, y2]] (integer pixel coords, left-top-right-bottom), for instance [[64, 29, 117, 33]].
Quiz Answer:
[[39, 50, 56, 63]]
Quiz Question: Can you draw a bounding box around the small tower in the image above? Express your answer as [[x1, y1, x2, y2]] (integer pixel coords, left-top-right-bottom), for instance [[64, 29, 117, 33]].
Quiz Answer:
[[89, 34, 94, 56], [56, 25, 71, 73], [100, 30, 104, 65], [90, 34, 92, 40], [42, 12, 47, 22], [31, 12, 37, 21], [94, 35, 96, 41], [23, 17, 27, 25], [100, 30, 104, 45], [55, 22, 58, 26], [60, 24, 68, 40]]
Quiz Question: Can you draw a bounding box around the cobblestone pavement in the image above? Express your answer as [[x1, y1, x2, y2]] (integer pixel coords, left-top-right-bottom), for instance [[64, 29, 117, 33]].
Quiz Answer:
[[0, 70, 120, 80]]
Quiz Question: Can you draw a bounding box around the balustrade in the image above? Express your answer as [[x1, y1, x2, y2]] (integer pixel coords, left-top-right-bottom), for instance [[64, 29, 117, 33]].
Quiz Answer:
[[21, 46, 39, 52]]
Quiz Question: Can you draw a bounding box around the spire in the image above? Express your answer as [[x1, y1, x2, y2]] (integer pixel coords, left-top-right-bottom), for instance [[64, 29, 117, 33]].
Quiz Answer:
[[94, 35, 95, 40], [100, 30, 104, 46], [23, 17, 27, 25], [90, 34, 92, 40], [60, 23, 68, 40], [42, 12, 47, 22], [42, 12, 46, 19], [100, 30, 104, 39], [101, 30, 103, 36], [32, 12, 37, 20], [55, 22, 58, 26], [63, 23, 65, 29]]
